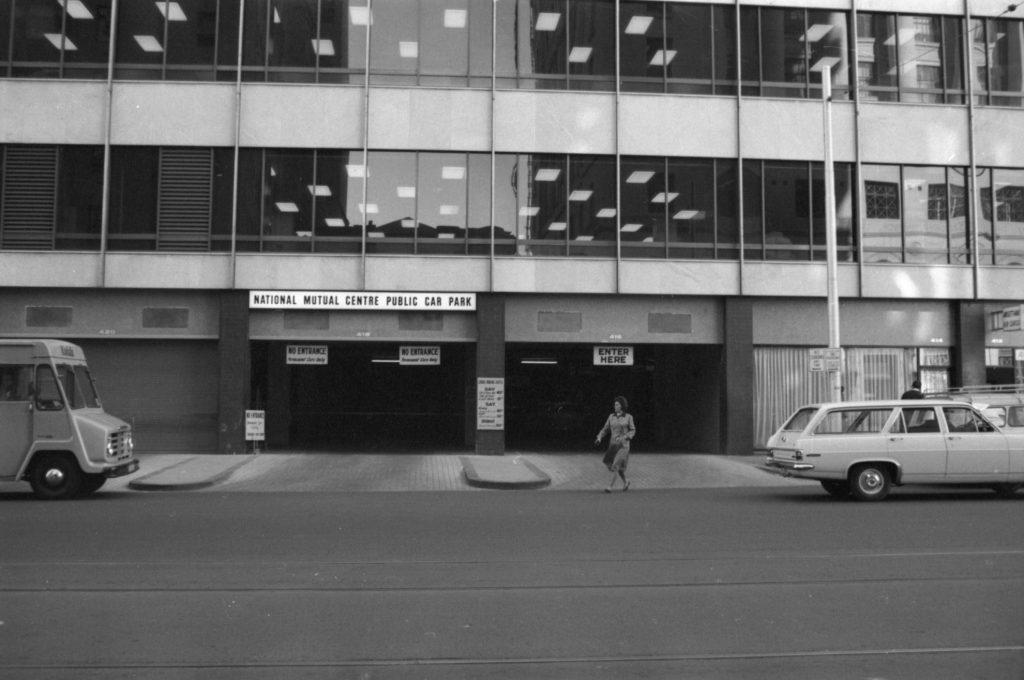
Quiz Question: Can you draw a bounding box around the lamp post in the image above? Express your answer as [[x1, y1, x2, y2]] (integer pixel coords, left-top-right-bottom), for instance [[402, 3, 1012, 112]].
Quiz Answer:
[[811, 56, 843, 402]]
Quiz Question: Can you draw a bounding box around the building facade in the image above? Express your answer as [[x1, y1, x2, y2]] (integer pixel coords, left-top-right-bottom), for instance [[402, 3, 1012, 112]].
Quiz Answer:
[[1, 0, 1023, 454]]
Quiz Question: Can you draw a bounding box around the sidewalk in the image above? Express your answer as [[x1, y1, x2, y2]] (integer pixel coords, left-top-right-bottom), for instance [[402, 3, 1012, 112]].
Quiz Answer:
[[116, 450, 810, 493]]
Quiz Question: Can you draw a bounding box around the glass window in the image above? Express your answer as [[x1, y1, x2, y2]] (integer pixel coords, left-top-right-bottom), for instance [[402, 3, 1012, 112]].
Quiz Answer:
[[716, 159, 739, 258], [35, 365, 64, 411], [976, 17, 1024, 107], [620, 156, 666, 257], [904, 166, 954, 264], [465, 153, 492, 255], [11, 0, 63, 77], [665, 4, 712, 95], [619, 2, 665, 93], [163, 0, 221, 81], [108, 147, 159, 251], [712, 6, 738, 96], [857, 13, 898, 102], [364, 150, 417, 253], [242, 0, 362, 83], [312, 149, 362, 253], [56, 146, 104, 251], [742, 160, 764, 259], [417, 152, 469, 254], [495, 0, 613, 91], [0, 1, 10, 77], [989, 168, 1024, 265], [861, 165, 902, 262], [262, 149, 314, 251], [859, 13, 964, 104], [758, 8, 809, 98], [503, 153, 568, 256], [763, 161, 810, 260], [568, 155, 616, 256], [666, 158, 714, 258], [115, 0, 168, 78], [370, 0, 491, 87], [211, 148, 234, 252], [811, 162, 856, 262], [234, 148, 264, 251]]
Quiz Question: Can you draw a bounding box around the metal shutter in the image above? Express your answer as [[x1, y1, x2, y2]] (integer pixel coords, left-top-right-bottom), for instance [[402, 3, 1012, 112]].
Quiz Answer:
[[82, 340, 220, 452], [1, 146, 57, 250], [157, 148, 213, 251]]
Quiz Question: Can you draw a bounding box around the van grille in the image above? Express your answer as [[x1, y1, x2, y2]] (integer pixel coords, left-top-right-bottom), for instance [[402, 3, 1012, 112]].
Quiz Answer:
[[109, 428, 133, 461]]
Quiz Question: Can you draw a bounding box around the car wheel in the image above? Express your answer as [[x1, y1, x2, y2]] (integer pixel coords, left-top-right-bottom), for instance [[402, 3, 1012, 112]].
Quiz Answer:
[[28, 454, 83, 500], [849, 464, 891, 502], [820, 480, 850, 498], [993, 483, 1023, 498], [78, 473, 107, 496]]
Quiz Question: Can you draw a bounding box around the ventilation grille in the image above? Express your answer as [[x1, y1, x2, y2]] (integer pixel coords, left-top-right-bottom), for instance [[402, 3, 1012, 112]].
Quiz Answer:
[[538, 311, 582, 333], [398, 313, 444, 331], [648, 313, 692, 334], [157, 148, 212, 252], [26, 306, 72, 328], [142, 307, 190, 329], [1, 146, 57, 250]]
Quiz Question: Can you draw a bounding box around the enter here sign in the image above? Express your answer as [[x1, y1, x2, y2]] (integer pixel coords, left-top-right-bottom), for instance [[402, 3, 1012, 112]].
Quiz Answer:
[[594, 346, 634, 366]]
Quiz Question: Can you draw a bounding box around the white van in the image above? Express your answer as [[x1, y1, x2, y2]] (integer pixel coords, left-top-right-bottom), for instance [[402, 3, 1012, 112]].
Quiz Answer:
[[0, 339, 138, 499]]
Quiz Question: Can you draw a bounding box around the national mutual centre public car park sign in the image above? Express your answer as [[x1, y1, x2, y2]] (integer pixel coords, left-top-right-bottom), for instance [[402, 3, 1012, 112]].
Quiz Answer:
[[249, 291, 477, 311]]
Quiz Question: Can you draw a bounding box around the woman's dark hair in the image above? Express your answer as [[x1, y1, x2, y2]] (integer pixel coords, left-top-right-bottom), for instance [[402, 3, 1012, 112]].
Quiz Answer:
[[614, 396, 629, 413]]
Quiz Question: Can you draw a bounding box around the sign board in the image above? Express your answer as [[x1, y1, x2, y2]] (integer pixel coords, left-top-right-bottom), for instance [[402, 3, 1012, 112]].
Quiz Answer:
[[1016, 349, 1024, 362], [287, 345, 328, 365], [593, 346, 634, 366], [245, 410, 265, 442], [250, 291, 476, 311], [1004, 305, 1023, 332], [476, 378, 505, 431], [400, 345, 441, 366], [809, 347, 843, 373]]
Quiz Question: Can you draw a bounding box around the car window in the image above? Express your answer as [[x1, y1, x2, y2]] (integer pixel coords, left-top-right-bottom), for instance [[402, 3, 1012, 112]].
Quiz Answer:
[[814, 408, 892, 435], [896, 407, 940, 433], [942, 406, 996, 433], [782, 407, 818, 432], [1008, 406, 1024, 428]]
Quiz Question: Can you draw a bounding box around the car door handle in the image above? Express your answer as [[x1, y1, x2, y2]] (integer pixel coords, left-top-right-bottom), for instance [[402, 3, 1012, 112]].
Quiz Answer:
[[889, 436, 904, 442], [948, 436, 962, 441]]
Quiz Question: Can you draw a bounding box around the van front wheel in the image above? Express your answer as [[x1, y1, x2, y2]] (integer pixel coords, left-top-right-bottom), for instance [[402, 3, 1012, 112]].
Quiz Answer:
[[29, 454, 83, 500]]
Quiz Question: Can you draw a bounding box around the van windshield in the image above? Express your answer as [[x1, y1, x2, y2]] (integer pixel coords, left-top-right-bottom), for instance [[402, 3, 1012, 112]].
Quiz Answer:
[[57, 364, 101, 409]]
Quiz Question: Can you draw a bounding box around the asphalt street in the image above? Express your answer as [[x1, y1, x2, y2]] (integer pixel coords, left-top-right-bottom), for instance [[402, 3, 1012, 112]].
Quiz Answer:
[[2, 478, 1022, 679]]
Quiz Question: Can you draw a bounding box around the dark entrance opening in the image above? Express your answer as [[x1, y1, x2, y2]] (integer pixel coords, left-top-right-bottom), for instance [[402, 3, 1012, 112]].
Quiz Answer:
[[506, 343, 721, 452], [252, 341, 470, 451]]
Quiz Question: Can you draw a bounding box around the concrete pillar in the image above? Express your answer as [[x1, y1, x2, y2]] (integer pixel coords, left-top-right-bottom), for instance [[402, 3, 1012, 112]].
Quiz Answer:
[[722, 297, 754, 455], [217, 291, 251, 454], [954, 301, 987, 388], [475, 294, 505, 455]]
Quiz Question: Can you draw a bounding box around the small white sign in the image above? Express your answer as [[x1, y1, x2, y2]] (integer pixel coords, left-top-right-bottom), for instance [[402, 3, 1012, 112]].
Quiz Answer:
[[594, 346, 634, 366], [400, 345, 441, 366], [1016, 349, 1024, 362], [287, 345, 328, 365], [245, 410, 265, 442], [810, 348, 843, 372], [477, 378, 505, 430], [1004, 305, 1023, 332]]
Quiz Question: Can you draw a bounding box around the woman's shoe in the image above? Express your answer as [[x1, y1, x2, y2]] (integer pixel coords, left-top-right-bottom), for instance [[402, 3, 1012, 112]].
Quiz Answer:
[[604, 487, 613, 493], [623, 481, 631, 492]]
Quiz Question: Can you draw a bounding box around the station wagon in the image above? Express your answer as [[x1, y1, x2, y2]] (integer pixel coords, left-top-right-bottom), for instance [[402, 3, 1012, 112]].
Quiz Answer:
[[763, 400, 1024, 501]]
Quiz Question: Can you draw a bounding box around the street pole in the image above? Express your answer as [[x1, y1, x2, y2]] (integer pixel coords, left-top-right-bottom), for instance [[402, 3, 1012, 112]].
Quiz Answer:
[[814, 58, 843, 402]]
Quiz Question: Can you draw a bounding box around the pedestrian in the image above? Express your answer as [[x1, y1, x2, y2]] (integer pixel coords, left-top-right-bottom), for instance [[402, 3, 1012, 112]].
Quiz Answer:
[[595, 396, 636, 493], [901, 379, 924, 399]]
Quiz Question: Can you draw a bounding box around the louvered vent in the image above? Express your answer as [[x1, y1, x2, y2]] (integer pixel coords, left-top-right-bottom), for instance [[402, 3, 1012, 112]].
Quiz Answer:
[[157, 148, 212, 251], [1, 146, 57, 250]]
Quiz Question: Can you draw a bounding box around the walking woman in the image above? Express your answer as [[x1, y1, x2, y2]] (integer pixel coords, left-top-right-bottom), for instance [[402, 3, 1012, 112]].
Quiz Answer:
[[595, 396, 636, 493]]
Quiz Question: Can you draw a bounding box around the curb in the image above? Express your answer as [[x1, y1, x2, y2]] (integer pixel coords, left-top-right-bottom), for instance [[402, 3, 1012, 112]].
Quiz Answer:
[[128, 455, 255, 491], [460, 455, 551, 490]]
